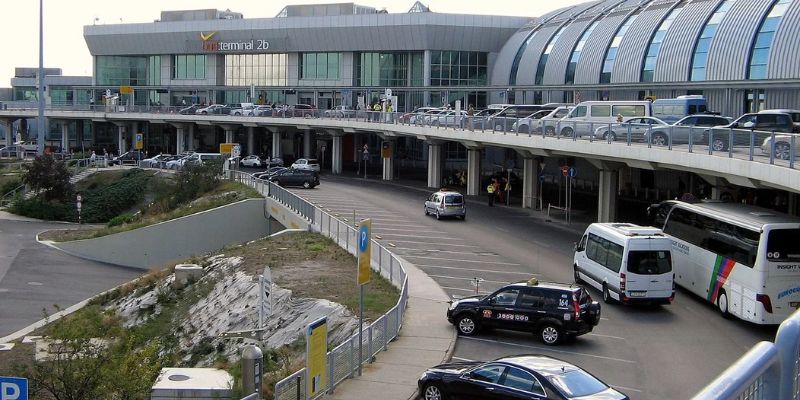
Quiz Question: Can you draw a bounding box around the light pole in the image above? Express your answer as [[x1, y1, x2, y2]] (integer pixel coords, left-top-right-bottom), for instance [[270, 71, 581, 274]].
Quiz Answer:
[[37, 0, 45, 156]]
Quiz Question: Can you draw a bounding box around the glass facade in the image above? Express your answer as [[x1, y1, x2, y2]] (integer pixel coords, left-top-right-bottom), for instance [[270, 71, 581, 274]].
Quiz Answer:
[[748, 0, 790, 80], [224, 53, 288, 86], [96, 56, 148, 86], [641, 2, 686, 82], [13, 87, 37, 101], [600, 10, 641, 84], [509, 25, 542, 86], [565, 21, 599, 84], [430, 51, 487, 86], [173, 55, 206, 80], [148, 56, 161, 85], [535, 26, 566, 85], [690, 1, 736, 81], [357, 52, 424, 87], [300, 53, 341, 80], [49, 87, 74, 105]]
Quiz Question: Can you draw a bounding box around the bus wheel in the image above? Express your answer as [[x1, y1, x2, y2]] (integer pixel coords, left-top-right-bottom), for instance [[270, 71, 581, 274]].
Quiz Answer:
[[717, 290, 731, 319]]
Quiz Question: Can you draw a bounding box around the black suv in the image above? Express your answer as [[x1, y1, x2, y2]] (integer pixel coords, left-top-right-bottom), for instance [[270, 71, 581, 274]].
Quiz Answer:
[[268, 168, 319, 188], [447, 279, 600, 346]]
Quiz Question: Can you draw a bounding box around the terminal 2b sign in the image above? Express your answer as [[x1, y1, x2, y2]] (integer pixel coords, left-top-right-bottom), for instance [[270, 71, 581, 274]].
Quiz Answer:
[[198, 31, 271, 52]]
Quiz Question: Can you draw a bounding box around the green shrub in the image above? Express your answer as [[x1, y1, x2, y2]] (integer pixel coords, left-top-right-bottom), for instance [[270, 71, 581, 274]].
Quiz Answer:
[[10, 197, 75, 221], [107, 213, 137, 227], [80, 169, 151, 223], [0, 177, 21, 196]]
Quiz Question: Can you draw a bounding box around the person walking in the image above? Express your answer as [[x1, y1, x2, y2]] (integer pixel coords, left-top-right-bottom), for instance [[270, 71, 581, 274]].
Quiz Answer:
[[487, 178, 498, 206], [467, 104, 475, 131], [89, 150, 97, 166]]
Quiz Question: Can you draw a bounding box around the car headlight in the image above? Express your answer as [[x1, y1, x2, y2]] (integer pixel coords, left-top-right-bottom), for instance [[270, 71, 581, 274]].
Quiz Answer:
[[448, 301, 457, 310]]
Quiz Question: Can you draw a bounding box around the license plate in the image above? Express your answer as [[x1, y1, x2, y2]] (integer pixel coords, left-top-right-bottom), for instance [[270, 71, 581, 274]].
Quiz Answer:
[[791, 302, 800, 309], [628, 291, 646, 297]]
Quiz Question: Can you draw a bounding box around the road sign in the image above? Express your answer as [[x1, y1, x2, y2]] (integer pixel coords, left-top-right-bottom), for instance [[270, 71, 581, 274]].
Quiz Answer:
[[134, 133, 143, 150], [219, 143, 236, 154], [119, 85, 133, 95], [357, 219, 372, 285], [385, 88, 392, 98], [259, 266, 272, 329], [568, 167, 577, 178], [232, 144, 241, 158], [306, 317, 328, 398], [539, 175, 545, 183], [362, 149, 369, 161], [0, 376, 28, 400], [561, 165, 569, 177]]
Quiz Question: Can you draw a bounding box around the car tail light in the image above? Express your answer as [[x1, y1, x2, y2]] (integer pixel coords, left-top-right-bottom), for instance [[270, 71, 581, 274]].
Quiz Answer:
[[620, 273, 626, 292], [572, 293, 581, 321], [756, 294, 773, 313]]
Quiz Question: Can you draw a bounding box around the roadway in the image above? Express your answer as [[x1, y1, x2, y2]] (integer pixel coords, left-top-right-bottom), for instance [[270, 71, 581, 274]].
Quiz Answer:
[[279, 173, 776, 400], [0, 216, 143, 339]]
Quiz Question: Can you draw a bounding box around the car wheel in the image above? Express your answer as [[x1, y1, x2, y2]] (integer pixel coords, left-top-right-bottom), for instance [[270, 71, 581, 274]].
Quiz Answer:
[[652, 132, 668, 146], [603, 131, 616, 142], [456, 315, 478, 336], [424, 206, 429, 216], [561, 127, 574, 137], [519, 125, 530, 134], [201, 111, 207, 115], [774, 141, 791, 160], [460, 214, 466, 221], [422, 383, 447, 400], [717, 289, 731, 319], [711, 137, 728, 152], [603, 283, 614, 304], [540, 323, 562, 346], [494, 123, 504, 131], [573, 265, 582, 284], [302, 181, 311, 189], [304, 113, 312, 118], [544, 126, 556, 136]]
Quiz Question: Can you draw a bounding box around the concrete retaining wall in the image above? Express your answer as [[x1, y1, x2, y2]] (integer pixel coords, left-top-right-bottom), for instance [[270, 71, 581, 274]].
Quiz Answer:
[[266, 197, 310, 231], [48, 199, 271, 269]]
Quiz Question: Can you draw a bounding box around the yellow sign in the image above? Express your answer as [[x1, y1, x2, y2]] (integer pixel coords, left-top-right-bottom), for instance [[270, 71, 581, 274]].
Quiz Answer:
[[119, 85, 134, 95], [357, 219, 372, 285], [135, 133, 144, 150], [306, 317, 328, 397], [644, 95, 657, 102], [219, 143, 235, 154], [200, 31, 217, 41]]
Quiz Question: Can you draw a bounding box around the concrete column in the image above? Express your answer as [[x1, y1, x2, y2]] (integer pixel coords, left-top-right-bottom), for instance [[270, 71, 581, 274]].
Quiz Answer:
[[176, 127, 185, 154], [247, 127, 255, 155], [466, 149, 481, 196], [597, 169, 619, 222], [271, 130, 281, 159], [61, 122, 69, 152], [331, 134, 343, 175], [427, 143, 442, 188], [225, 129, 234, 144], [788, 193, 798, 217], [382, 140, 394, 181], [117, 125, 126, 154], [522, 158, 535, 209], [188, 124, 196, 151], [303, 131, 312, 158], [3, 120, 12, 147]]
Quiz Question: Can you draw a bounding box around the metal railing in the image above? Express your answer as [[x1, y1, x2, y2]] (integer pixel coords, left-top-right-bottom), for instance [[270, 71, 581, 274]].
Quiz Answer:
[[0, 184, 25, 208], [693, 308, 800, 400], [228, 170, 409, 400]]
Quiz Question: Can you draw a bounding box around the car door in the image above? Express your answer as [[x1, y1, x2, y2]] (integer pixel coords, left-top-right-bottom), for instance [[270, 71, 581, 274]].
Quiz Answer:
[[497, 366, 550, 399], [479, 288, 521, 330], [515, 288, 546, 332], [425, 193, 437, 213], [448, 364, 509, 400]]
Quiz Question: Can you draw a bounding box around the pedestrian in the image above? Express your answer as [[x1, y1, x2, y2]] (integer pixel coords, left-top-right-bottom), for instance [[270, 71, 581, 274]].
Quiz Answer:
[[616, 114, 623, 123], [181, 99, 187, 107], [90, 150, 96, 165], [487, 178, 498, 206], [505, 179, 512, 205], [467, 104, 475, 131], [372, 102, 381, 122]]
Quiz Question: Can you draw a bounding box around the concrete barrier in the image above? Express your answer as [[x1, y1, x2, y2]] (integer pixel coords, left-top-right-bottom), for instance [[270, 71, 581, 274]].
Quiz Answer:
[[45, 198, 271, 269]]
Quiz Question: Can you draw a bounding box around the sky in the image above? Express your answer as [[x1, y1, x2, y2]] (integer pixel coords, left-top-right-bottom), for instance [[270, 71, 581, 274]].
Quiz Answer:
[[0, 0, 587, 87]]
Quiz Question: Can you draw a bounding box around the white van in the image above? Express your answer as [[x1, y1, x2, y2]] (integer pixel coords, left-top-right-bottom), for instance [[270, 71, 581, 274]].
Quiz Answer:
[[559, 101, 652, 137], [573, 223, 674, 305]]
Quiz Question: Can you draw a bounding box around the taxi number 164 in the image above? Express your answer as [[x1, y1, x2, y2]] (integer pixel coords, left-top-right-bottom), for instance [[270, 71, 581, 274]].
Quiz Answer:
[[497, 313, 528, 322]]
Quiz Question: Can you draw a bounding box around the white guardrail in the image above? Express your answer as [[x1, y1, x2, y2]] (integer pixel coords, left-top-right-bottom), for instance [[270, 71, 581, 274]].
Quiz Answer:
[[229, 170, 409, 400]]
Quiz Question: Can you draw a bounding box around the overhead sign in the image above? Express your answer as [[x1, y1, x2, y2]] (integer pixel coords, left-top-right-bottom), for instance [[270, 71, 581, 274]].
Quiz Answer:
[[220, 143, 237, 154], [119, 86, 133, 95], [199, 31, 270, 52], [0, 376, 28, 400], [306, 317, 328, 398], [357, 219, 372, 285], [134, 133, 144, 150]]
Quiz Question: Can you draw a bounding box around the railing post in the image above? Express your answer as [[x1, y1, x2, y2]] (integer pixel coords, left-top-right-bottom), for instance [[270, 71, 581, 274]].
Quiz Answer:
[[349, 338, 355, 377], [708, 129, 714, 155], [749, 129, 755, 161], [383, 316, 389, 351], [769, 131, 776, 165], [389, 257, 394, 285], [368, 325, 373, 362], [328, 351, 335, 394], [728, 128, 734, 158], [668, 125, 673, 150], [791, 134, 796, 169]]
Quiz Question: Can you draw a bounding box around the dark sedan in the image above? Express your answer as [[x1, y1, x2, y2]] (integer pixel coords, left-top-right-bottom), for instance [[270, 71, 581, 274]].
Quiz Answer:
[[267, 168, 319, 188], [418, 355, 628, 400]]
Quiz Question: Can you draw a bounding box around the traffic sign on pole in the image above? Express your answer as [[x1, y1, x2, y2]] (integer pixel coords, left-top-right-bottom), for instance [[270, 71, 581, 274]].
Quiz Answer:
[[568, 167, 577, 178], [561, 165, 569, 177], [0, 376, 28, 400], [357, 219, 372, 285], [259, 266, 272, 329]]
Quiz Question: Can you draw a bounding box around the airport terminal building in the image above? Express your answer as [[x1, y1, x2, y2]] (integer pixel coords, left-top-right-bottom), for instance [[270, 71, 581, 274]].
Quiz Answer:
[[78, 0, 800, 117]]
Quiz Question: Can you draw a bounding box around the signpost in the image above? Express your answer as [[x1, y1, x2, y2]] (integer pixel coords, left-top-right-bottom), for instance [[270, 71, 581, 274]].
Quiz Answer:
[[232, 144, 241, 159], [0, 376, 28, 400], [134, 133, 143, 150], [305, 317, 328, 399], [76, 194, 82, 225], [357, 218, 372, 375], [362, 145, 369, 179], [258, 266, 272, 333]]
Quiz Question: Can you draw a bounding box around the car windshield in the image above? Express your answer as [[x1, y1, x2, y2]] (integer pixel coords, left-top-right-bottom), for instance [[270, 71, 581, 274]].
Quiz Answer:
[[547, 370, 609, 397]]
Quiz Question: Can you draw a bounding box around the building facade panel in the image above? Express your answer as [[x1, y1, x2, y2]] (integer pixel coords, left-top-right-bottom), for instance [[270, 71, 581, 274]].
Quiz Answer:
[[514, 24, 561, 86], [706, 0, 773, 81], [654, 0, 719, 83], [574, 13, 625, 85], [489, 29, 534, 87], [542, 18, 592, 85], [769, 0, 800, 79], [611, 3, 672, 83]]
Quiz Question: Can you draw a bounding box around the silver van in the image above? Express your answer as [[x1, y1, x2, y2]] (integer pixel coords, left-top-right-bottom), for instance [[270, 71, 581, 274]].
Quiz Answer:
[[574, 223, 674, 305], [424, 190, 466, 220]]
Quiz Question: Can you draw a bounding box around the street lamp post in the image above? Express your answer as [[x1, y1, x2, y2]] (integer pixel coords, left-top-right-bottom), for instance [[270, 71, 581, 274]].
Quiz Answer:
[[37, 0, 45, 156]]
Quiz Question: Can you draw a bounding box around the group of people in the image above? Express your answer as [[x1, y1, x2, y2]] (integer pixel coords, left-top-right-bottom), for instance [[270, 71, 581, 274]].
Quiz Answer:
[[486, 176, 511, 206]]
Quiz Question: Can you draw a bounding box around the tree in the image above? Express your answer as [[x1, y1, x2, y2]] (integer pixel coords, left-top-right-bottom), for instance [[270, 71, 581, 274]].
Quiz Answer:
[[22, 155, 73, 201]]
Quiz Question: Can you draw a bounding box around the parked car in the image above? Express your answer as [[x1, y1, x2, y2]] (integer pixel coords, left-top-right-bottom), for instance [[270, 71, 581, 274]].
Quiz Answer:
[[268, 168, 319, 188], [593, 116, 667, 141], [264, 157, 284, 167], [425, 110, 468, 128], [166, 155, 192, 170], [254, 166, 287, 179], [560, 101, 652, 137], [706, 111, 797, 151], [291, 158, 320, 172], [446, 278, 601, 345], [399, 107, 440, 123], [761, 132, 800, 160], [759, 109, 800, 131], [418, 355, 628, 400], [253, 105, 275, 116], [157, 154, 183, 168], [414, 109, 447, 125], [513, 107, 572, 134], [291, 104, 317, 118], [178, 105, 201, 115], [239, 155, 263, 167], [140, 153, 173, 168], [109, 150, 145, 166], [0, 145, 25, 157], [196, 104, 231, 115], [424, 189, 466, 220], [324, 105, 356, 118], [642, 114, 733, 146], [230, 103, 255, 116]]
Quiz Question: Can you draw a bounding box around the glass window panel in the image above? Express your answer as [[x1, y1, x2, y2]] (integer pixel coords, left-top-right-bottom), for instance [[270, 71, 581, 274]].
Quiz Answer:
[[647, 43, 661, 57], [751, 48, 770, 64], [695, 37, 712, 53], [186, 56, 196, 79], [653, 30, 666, 43], [642, 70, 654, 82], [693, 52, 709, 67], [761, 16, 780, 32], [770, 3, 789, 17], [692, 67, 706, 81], [644, 56, 656, 70], [754, 31, 774, 48], [606, 47, 618, 60]]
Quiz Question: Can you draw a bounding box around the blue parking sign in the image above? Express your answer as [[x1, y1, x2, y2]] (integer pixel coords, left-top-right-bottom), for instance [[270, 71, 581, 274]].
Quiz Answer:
[[0, 376, 28, 400]]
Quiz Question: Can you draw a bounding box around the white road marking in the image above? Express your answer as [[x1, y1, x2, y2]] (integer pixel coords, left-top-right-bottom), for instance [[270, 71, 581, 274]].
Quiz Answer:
[[415, 264, 535, 276], [370, 233, 463, 240], [586, 332, 626, 340], [450, 356, 475, 362], [427, 275, 514, 285], [442, 286, 484, 293], [402, 255, 520, 265], [378, 240, 477, 248], [372, 227, 440, 234], [393, 248, 501, 257], [459, 336, 638, 364], [611, 385, 643, 393]]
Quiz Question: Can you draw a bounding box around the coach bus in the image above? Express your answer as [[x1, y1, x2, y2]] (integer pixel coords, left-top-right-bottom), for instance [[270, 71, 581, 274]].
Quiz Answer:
[[649, 200, 800, 324]]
